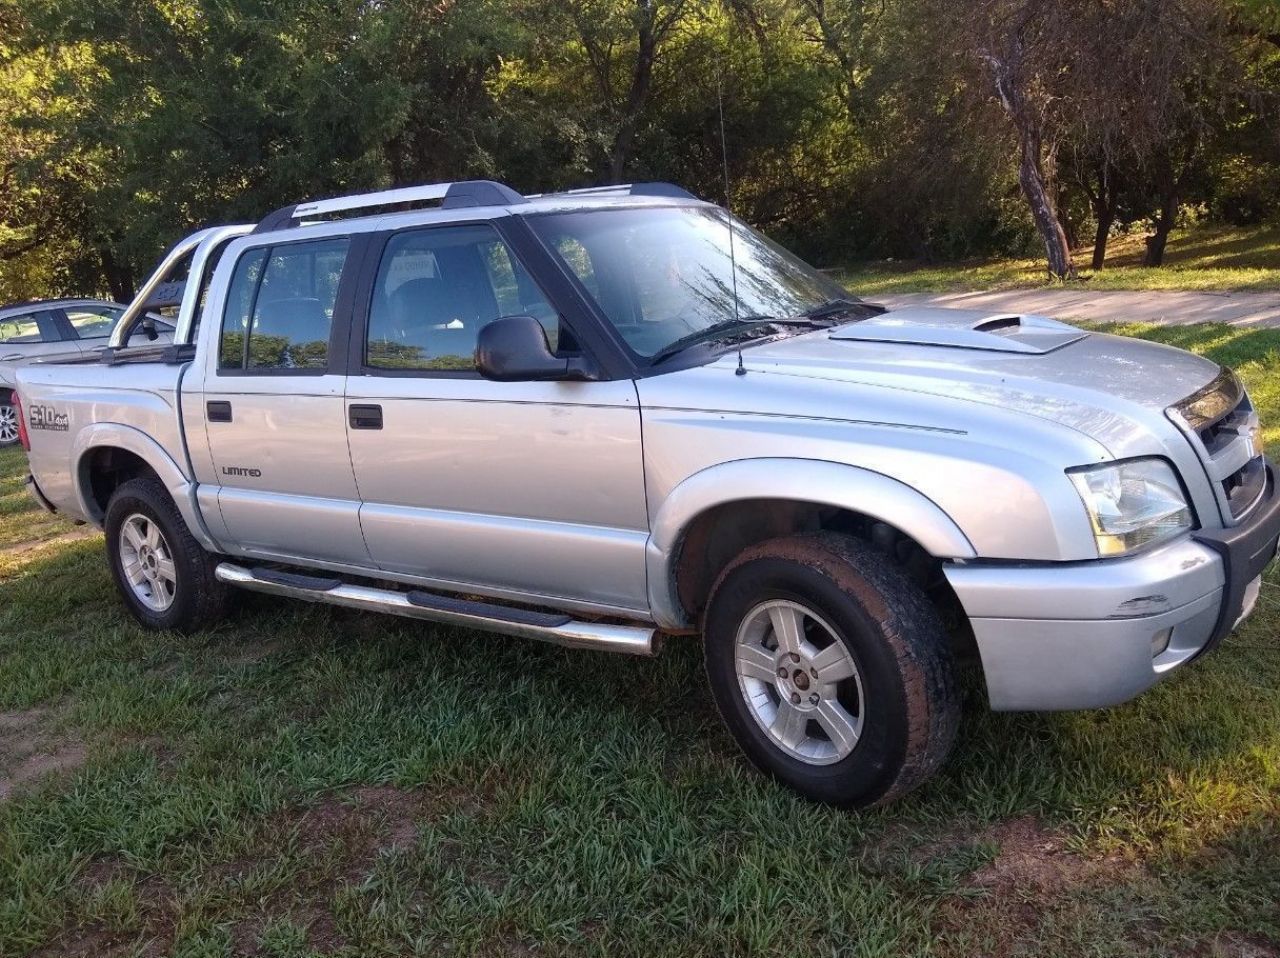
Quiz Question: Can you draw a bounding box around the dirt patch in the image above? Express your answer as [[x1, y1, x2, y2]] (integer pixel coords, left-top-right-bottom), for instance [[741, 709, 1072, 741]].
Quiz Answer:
[[217, 784, 447, 955], [29, 923, 137, 958], [0, 526, 100, 560], [925, 816, 1141, 958], [219, 635, 286, 668], [0, 707, 87, 801], [966, 815, 1131, 896], [1180, 931, 1280, 958], [60, 782, 484, 957]]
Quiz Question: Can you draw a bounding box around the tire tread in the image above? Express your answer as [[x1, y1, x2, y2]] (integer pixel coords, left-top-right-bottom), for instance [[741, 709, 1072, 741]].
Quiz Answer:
[[105, 476, 229, 632], [707, 531, 960, 807]]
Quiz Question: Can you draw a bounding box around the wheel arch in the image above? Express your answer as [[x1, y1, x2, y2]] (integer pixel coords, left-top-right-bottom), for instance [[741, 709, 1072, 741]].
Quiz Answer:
[[72, 423, 220, 551], [646, 458, 977, 631]]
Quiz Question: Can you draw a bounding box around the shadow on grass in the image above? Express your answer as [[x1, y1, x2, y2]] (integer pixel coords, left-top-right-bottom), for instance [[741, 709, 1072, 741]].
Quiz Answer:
[[1139, 224, 1280, 272], [2, 518, 1278, 954], [4, 534, 1276, 832]]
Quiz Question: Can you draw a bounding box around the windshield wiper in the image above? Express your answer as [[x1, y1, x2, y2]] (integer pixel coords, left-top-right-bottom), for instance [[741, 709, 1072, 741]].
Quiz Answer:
[[798, 297, 881, 323], [648, 318, 782, 365]]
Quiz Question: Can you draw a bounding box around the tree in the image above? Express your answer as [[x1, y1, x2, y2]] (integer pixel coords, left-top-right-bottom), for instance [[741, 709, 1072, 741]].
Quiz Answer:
[[507, 0, 700, 184], [922, 0, 1080, 278], [1092, 0, 1241, 267], [6, 0, 410, 295]]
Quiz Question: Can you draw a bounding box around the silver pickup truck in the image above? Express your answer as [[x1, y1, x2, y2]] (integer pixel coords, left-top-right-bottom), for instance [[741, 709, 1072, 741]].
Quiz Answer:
[[16, 180, 1280, 808]]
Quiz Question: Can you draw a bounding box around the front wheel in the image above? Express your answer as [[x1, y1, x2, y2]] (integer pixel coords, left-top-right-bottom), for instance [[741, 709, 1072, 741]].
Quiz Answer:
[[104, 476, 229, 632], [703, 533, 960, 808], [0, 392, 18, 446]]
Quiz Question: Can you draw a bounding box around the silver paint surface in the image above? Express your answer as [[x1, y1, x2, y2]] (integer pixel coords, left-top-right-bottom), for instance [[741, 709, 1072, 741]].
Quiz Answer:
[[16, 195, 1270, 714]]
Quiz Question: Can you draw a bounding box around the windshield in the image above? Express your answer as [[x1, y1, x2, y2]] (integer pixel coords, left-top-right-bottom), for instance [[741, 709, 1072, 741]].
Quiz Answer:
[[529, 206, 853, 359]]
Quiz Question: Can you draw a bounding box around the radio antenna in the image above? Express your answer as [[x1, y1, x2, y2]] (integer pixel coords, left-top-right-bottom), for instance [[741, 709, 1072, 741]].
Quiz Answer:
[[718, 67, 746, 375]]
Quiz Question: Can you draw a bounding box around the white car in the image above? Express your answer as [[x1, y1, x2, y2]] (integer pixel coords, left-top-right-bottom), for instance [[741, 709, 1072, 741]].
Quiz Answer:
[[0, 299, 172, 445]]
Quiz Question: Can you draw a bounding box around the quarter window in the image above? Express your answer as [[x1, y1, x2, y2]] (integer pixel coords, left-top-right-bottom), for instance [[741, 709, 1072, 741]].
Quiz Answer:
[[366, 225, 561, 371], [219, 239, 350, 370]]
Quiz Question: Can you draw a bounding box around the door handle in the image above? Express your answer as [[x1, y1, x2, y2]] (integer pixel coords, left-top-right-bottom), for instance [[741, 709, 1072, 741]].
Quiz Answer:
[[349, 403, 383, 429], [207, 400, 233, 423]]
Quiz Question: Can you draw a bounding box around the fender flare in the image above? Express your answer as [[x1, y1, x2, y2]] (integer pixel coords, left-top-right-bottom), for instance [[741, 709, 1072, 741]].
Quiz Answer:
[[72, 422, 220, 552], [645, 458, 977, 630]]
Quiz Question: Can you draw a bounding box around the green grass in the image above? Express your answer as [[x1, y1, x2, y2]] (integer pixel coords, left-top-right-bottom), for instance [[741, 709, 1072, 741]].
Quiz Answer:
[[839, 223, 1280, 295], [2, 325, 1279, 956]]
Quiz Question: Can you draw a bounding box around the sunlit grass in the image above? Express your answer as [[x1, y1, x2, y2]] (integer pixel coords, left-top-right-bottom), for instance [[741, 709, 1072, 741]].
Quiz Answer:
[[839, 223, 1280, 294], [0, 325, 1278, 955]]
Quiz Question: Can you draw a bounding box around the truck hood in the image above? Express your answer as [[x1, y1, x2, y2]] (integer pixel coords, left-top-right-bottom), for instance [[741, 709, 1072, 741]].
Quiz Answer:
[[731, 305, 1220, 453]]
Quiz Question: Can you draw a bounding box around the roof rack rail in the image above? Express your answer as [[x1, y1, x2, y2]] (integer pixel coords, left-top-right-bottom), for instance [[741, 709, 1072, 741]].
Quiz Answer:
[[254, 180, 528, 233], [535, 182, 700, 201]]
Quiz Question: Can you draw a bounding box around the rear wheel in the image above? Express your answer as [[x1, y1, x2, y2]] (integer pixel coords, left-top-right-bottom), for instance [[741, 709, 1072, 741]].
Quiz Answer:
[[104, 477, 229, 632], [0, 392, 18, 446], [703, 532, 960, 808]]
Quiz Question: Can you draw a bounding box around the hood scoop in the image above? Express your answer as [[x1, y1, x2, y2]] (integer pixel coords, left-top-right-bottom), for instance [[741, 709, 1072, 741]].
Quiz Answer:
[[829, 305, 1087, 355]]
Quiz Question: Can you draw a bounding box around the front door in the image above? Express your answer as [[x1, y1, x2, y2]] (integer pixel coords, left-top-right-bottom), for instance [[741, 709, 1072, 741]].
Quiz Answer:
[[344, 222, 649, 615], [193, 234, 369, 565]]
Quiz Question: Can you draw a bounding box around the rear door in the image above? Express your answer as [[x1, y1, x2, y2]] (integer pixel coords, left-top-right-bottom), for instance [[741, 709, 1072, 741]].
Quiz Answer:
[[192, 234, 370, 565]]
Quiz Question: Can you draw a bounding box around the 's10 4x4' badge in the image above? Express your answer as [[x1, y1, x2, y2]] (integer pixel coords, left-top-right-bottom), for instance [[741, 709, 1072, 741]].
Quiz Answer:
[[28, 405, 69, 432]]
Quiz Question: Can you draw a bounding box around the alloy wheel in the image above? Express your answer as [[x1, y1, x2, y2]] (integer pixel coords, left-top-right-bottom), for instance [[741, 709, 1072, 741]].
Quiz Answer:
[[733, 599, 865, 765], [118, 513, 178, 612], [0, 403, 17, 445]]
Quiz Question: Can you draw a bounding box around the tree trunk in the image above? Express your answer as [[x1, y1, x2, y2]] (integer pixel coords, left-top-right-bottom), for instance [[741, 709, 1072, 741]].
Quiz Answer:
[[608, 2, 658, 183], [99, 246, 135, 303], [1144, 138, 1197, 268], [1056, 183, 1079, 250], [1087, 162, 1119, 270], [1143, 188, 1178, 266], [1017, 133, 1075, 279], [982, 41, 1074, 279], [1091, 205, 1115, 270]]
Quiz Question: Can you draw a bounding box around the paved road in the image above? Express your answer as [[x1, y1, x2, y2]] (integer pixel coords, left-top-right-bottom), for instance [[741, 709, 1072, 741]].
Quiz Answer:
[[875, 289, 1280, 327]]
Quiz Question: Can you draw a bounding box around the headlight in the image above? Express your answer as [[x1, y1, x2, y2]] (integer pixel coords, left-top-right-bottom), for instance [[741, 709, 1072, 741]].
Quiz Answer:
[[1068, 458, 1192, 557], [1173, 368, 1243, 431]]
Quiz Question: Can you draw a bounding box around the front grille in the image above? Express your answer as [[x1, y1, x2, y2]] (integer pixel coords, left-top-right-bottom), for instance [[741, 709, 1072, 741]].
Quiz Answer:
[[1223, 455, 1266, 518], [1170, 369, 1265, 522]]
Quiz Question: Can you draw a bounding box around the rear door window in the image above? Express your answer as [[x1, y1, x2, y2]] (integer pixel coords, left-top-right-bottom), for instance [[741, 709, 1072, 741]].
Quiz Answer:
[[0, 311, 60, 344], [219, 238, 351, 371]]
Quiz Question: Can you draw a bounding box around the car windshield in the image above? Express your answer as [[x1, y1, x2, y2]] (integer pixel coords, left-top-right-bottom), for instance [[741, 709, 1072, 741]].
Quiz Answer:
[[529, 206, 854, 360]]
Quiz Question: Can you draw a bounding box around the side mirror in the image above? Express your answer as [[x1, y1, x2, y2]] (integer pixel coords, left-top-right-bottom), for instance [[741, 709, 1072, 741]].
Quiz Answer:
[[475, 316, 595, 382], [140, 315, 160, 342]]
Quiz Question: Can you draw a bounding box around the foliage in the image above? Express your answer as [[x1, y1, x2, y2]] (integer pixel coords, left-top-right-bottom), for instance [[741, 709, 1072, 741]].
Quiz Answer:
[[0, 0, 1278, 299]]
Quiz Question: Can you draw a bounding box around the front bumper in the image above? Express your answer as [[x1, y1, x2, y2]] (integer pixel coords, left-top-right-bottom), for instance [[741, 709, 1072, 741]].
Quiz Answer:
[[946, 460, 1280, 711]]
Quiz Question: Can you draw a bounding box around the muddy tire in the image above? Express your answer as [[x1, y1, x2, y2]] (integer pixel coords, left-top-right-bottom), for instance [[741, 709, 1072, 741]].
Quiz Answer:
[[703, 532, 960, 808], [104, 476, 229, 633]]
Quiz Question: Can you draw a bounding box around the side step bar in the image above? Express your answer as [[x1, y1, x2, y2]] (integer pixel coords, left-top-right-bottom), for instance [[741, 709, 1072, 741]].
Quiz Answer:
[[214, 562, 657, 656]]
